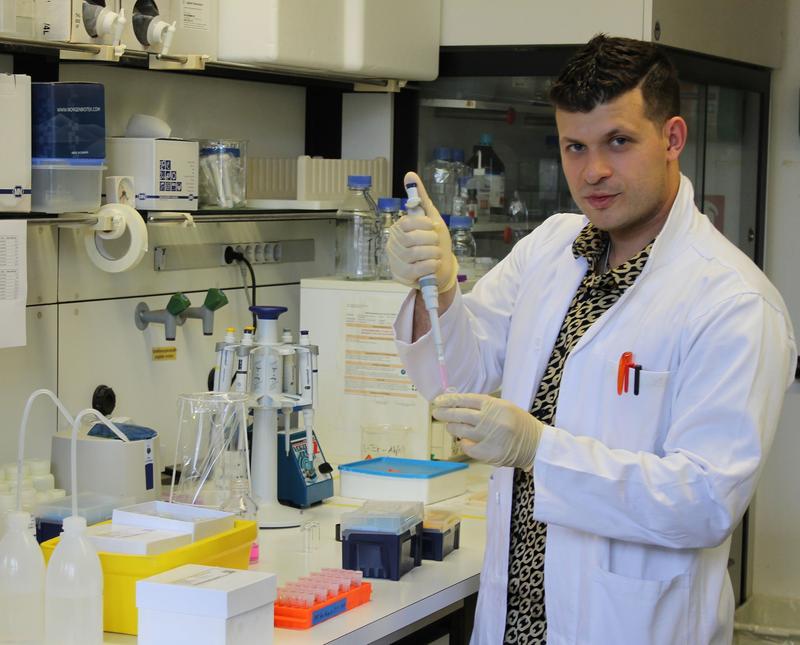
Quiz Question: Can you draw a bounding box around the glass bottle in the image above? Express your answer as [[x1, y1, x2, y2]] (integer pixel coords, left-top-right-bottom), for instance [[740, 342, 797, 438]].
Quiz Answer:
[[335, 175, 379, 280], [376, 197, 400, 280], [450, 215, 478, 279]]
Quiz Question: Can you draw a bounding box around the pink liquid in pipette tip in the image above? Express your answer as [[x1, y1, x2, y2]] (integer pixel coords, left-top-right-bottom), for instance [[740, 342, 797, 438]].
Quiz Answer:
[[438, 363, 449, 391]]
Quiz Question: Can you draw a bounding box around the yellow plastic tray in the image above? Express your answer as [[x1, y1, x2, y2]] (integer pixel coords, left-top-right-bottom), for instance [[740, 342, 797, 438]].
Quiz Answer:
[[41, 519, 257, 635]]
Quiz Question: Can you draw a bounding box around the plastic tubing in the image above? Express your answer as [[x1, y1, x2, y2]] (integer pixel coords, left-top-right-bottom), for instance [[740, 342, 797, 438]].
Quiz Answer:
[[405, 182, 449, 391], [69, 408, 129, 518], [16, 389, 75, 512]]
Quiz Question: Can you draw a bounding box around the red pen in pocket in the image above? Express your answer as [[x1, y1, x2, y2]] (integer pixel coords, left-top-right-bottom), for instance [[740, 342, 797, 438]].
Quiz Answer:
[[617, 352, 635, 395]]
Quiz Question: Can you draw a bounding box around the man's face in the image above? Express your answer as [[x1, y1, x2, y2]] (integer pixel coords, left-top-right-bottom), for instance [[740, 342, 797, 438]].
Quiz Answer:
[[555, 88, 676, 235]]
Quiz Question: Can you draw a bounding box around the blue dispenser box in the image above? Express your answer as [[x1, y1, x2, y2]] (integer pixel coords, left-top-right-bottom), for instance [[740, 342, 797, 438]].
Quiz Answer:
[[32, 82, 105, 161], [31, 82, 105, 213], [338, 501, 424, 581]]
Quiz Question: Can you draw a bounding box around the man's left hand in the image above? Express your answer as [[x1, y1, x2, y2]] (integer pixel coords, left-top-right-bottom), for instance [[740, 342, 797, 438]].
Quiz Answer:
[[432, 393, 543, 470]]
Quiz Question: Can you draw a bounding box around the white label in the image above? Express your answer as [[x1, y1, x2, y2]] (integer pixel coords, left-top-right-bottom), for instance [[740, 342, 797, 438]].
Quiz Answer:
[[0, 221, 26, 348], [180, 0, 209, 31], [488, 174, 505, 210], [343, 304, 417, 400], [144, 439, 155, 466], [173, 568, 236, 587], [93, 526, 154, 539]]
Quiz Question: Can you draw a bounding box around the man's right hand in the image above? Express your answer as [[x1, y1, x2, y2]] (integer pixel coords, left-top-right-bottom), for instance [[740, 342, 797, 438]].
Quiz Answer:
[[387, 172, 458, 292]]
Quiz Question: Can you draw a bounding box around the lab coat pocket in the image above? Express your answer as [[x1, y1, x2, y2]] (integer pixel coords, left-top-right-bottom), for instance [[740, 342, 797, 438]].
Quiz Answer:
[[581, 567, 691, 645], [600, 358, 671, 450]]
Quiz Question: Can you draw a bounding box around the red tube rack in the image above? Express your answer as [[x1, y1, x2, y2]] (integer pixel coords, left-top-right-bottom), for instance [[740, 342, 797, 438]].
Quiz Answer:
[[274, 581, 372, 630]]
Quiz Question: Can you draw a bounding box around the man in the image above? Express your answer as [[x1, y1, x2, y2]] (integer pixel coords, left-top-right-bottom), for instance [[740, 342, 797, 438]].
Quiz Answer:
[[388, 35, 796, 645]]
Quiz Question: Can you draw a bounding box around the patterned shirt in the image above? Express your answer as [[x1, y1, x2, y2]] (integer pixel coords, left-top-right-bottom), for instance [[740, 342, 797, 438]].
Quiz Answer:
[[503, 223, 654, 644]]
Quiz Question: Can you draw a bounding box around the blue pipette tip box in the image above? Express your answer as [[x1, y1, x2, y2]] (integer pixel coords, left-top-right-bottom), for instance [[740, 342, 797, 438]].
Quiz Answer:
[[338, 458, 469, 504]]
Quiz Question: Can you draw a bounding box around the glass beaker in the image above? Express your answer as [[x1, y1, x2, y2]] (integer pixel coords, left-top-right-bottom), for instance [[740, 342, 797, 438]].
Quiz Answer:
[[170, 392, 250, 508], [360, 424, 411, 459]]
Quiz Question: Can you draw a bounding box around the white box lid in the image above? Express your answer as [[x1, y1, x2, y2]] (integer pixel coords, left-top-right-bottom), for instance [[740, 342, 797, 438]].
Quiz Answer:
[[137, 565, 277, 619]]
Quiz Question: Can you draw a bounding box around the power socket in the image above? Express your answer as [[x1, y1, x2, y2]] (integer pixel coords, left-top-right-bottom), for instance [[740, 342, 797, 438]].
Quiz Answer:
[[220, 242, 284, 266]]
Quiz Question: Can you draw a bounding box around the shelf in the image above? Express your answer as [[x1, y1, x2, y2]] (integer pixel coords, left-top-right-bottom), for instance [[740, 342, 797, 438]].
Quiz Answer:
[[472, 221, 541, 233], [0, 35, 399, 90]]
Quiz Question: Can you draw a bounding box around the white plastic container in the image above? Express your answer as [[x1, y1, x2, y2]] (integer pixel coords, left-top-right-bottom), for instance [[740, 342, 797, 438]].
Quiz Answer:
[[32, 162, 104, 214], [112, 501, 234, 541], [137, 564, 277, 645], [0, 74, 31, 213], [85, 523, 191, 555], [45, 515, 104, 645], [218, 0, 344, 70], [0, 511, 45, 644], [338, 457, 469, 504]]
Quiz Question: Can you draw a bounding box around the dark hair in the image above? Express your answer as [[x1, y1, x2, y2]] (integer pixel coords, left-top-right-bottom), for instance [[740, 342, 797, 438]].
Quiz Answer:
[[549, 34, 680, 123]]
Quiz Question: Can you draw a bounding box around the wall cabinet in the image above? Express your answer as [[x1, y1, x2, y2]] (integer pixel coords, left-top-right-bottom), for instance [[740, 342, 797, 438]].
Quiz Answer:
[[441, 0, 785, 68]]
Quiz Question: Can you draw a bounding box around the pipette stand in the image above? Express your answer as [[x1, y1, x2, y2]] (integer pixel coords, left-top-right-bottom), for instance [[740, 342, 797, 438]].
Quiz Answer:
[[248, 306, 323, 528]]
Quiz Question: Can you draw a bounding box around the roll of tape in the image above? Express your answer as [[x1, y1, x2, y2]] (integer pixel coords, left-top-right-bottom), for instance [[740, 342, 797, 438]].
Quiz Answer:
[[84, 203, 148, 273]]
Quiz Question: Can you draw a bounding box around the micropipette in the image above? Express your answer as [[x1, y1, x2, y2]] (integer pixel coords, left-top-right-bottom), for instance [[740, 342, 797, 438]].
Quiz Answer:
[[405, 181, 450, 391]]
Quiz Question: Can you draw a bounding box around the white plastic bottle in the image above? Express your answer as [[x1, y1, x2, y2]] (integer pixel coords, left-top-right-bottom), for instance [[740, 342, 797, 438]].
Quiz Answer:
[[0, 510, 46, 644], [45, 516, 103, 645]]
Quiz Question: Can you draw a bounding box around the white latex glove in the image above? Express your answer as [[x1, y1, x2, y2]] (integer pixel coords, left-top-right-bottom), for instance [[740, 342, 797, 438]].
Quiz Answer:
[[387, 171, 458, 292], [432, 393, 543, 470]]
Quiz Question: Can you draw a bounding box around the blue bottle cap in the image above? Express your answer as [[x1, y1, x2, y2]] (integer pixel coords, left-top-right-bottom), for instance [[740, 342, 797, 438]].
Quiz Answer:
[[400, 198, 408, 211], [249, 306, 288, 320], [479, 133, 493, 146], [451, 148, 465, 162], [377, 197, 402, 212], [347, 175, 372, 189], [441, 214, 451, 227], [449, 215, 473, 229], [433, 146, 452, 161]]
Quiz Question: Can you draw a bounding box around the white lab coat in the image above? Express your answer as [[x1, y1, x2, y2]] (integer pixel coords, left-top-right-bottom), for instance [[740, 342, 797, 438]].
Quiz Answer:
[[394, 176, 796, 645]]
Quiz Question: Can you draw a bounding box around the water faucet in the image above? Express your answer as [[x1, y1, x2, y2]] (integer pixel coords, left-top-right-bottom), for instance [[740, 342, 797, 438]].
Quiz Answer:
[[182, 288, 228, 335], [134, 293, 191, 341]]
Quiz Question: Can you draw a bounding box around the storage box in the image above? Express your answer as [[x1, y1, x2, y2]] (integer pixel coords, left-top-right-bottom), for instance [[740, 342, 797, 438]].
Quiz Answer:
[[112, 501, 234, 541], [86, 524, 192, 555], [340, 523, 423, 581], [106, 137, 199, 211], [339, 501, 423, 581], [41, 519, 257, 635], [0, 74, 31, 213], [32, 82, 105, 160], [338, 457, 469, 504], [137, 564, 276, 645], [35, 492, 134, 542], [415, 509, 461, 561]]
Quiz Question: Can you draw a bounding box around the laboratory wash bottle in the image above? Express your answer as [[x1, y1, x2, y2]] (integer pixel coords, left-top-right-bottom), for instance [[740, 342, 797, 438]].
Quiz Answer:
[[0, 511, 45, 644], [45, 515, 103, 645]]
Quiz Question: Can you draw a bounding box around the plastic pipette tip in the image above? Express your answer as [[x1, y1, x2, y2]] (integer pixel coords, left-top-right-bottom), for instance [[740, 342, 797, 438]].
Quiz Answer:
[[438, 363, 449, 391]]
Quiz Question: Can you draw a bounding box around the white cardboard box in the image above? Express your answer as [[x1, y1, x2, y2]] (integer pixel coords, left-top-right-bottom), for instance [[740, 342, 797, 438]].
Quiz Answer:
[[112, 501, 234, 541], [0, 74, 31, 213], [86, 523, 191, 555], [137, 565, 277, 645], [106, 137, 199, 211]]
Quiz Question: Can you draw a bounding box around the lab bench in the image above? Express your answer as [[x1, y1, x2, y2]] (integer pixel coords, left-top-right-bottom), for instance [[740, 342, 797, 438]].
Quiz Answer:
[[101, 463, 492, 645]]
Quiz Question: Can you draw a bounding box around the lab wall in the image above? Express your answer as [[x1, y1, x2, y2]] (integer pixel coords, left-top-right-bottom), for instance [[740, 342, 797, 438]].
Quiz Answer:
[[757, 0, 800, 599], [0, 64, 340, 471]]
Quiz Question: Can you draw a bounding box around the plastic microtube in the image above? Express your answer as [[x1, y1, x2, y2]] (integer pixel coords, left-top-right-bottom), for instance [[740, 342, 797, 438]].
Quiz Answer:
[[405, 182, 449, 391], [300, 519, 320, 552]]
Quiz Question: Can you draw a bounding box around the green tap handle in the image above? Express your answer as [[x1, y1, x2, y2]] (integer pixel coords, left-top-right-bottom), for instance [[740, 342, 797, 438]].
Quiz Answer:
[[167, 292, 191, 316], [203, 288, 228, 312]]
